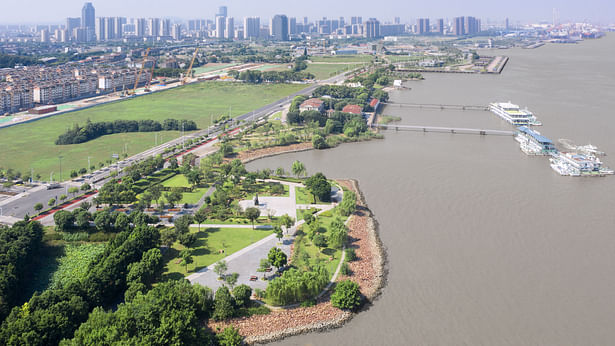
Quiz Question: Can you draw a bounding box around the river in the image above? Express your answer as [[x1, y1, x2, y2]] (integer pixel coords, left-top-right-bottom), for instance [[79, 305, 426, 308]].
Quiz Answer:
[[247, 34, 615, 345]]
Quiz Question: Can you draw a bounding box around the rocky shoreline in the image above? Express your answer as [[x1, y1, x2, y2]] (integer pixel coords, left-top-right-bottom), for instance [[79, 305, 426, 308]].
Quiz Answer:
[[208, 146, 387, 345]]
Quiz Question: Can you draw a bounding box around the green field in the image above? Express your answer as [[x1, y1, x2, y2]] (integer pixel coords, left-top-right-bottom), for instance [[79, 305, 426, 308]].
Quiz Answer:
[[309, 55, 374, 63], [159, 173, 208, 205], [305, 63, 365, 80], [0, 82, 306, 180], [162, 227, 273, 280], [49, 243, 106, 289], [192, 63, 237, 75]]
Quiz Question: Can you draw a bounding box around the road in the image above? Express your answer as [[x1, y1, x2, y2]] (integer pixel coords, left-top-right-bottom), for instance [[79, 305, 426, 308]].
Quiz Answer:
[[0, 71, 350, 224]]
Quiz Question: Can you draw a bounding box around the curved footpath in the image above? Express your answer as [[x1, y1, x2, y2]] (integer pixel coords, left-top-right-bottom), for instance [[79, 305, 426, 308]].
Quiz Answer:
[[209, 145, 387, 344]]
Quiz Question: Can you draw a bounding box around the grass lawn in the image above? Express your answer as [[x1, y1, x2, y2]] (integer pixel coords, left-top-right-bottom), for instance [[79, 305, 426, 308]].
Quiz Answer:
[[305, 63, 365, 80], [0, 82, 306, 181], [162, 227, 273, 280], [295, 186, 331, 205], [309, 55, 374, 63], [158, 173, 208, 204], [192, 63, 237, 74]]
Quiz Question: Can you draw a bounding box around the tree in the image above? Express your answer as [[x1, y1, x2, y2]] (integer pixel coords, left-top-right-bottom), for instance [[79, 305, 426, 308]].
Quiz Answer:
[[220, 142, 234, 157], [169, 157, 179, 169], [68, 187, 79, 196], [160, 228, 177, 247], [74, 210, 91, 229], [94, 210, 113, 232], [275, 167, 285, 176], [54, 210, 75, 231], [114, 213, 130, 231], [274, 225, 283, 242], [303, 212, 315, 225], [217, 326, 243, 346], [179, 232, 197, 247], [257, 258, 270, 279], [313, 234, 327, 252], [193, 208, 208, 232], [244, 207, 260, 230], [80, 201, 92, 212], [340, 190, 357, 216], [59, 194, 68, 202], [224, 272, 239, 289], [233, 284, 252, 308], [33, 203, 43, 213], [331, 280, 362, 310], [186, 168, 202, 188], [278, 214, 294, 230], [267, 247, 287, 270], [80, 183, 91, 192], [312, 134, 327, 149], [180, 249, 193, 273], [213, 286, 235, 321], [165, 187, 183, 207], [305, 172, 332, 203], [173, 214, 193, 235], [291, 160, 306, 178], [214, 260, 228, 279]]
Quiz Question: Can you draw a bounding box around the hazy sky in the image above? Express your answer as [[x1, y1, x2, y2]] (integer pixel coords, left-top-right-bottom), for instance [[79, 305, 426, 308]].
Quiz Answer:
[[1, 0, 614, 24]]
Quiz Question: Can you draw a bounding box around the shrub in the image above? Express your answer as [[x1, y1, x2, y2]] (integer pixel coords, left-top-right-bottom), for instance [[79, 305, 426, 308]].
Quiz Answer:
[[217, 326, 243, 346], [233, 284, 252, 308], [345, 248, 357, 262], [62, 232, 90, 242], [213, 286, 235, 321], [331, 280, 362, 310], [340, 262, 352, 276]]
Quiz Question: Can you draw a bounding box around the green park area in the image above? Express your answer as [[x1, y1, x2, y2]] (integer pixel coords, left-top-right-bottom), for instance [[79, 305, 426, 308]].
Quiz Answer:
[[0, 81, 306, 181], [159, 174, 208, 205], [192, 63, 238, 75], [309, 55, 374, 63], [305, 63, 365, 80], [162, 227, 273, 280], [295, 186, 330, 205]]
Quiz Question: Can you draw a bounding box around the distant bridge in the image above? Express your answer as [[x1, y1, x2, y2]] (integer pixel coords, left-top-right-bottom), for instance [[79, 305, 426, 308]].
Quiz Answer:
[[382, 102, 490, 111], [373, 124, 515, 136]]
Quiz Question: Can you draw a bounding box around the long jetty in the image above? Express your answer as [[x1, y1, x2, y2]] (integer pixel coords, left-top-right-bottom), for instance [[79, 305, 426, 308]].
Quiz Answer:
[[373, 124, 515, 136], [382, 102, 489, 111]]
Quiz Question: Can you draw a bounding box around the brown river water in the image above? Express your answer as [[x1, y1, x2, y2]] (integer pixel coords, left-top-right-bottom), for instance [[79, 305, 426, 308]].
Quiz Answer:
[[247, 34, 615, 345]]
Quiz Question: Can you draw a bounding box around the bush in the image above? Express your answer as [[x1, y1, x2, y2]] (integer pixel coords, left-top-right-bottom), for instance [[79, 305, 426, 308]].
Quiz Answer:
[[340, 262, 352, 276], [62, 232, 90, 242], [331, 280, 362, 310], [217, 326, 243, 346], [213, 286, 235, 321], [345, 248, 357, 262], [233, 284, 252, 308]]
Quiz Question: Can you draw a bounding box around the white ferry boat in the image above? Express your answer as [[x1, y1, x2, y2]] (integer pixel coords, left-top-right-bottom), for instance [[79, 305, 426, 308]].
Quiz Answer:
[[549, 152, 614, 177], [489, 102, 542, 126], [515, 126, 558, 155]]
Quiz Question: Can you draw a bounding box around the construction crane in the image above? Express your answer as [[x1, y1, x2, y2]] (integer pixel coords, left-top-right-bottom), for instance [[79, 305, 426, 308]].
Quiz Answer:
[[182, 47, 199, 85], [129, 47, 150, 95], [145, 58, 156, 92]]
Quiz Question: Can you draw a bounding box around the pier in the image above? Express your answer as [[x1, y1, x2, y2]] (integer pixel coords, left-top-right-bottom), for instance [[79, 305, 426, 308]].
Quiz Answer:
[[373, 124, 515, 136], [382, 102, 489, 111]]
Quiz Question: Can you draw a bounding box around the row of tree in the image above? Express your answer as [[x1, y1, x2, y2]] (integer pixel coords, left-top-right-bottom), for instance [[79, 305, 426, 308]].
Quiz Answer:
[[0, 221, 44, 321], [229, 69, 314, 84], [55, 119, 198, 145]]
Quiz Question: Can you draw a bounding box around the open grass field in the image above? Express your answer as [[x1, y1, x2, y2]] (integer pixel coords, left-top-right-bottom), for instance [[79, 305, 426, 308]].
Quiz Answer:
[[0, 82, 306, 180], [192, 63, 238, 75], [158, 173, 208, 204], [305, 63, 365, 80], [309, 55, 374, 63], [162, 226, 273, 280]]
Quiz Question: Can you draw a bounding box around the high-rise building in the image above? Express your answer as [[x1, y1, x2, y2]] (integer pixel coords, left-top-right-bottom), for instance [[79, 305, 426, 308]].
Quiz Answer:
[[225, 17, 234, 39], [454, 16, 465, 35], [57, 29, 68, 42], [436, 18, 444, 35], [114, 17, 126, 38], [289, 17, 297, 35], [136, 18, 146, 37], [161, 19, 171, 37], [40, 29, 50, 43], [243, 17, 260, 40], [270, 15, 289, 41], [351, 16, 362, 25], [148, 18, 160, 37], [303, 17, 308, 25], [217, 6, 227, 17], [66, 17, 81, 39], [95, 17, 106, 41], [172, 24, 182, 40], [363, 18, 380, 38], [505, 17, 509, 30], [464, 16, 480, 35], [81, 2, 95, 41], [215, 16, 225, 38], [417, 18, 430, 34], [74, 27, 88, 42]]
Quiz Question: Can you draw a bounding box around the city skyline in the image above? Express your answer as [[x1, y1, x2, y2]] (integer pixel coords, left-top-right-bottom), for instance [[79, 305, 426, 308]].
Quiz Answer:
[[1, 0, 614, 25]]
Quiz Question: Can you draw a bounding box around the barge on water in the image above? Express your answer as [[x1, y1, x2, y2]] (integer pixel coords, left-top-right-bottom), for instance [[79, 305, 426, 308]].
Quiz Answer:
[[549, 152, 614, 177], [515, 126, 558, 155]]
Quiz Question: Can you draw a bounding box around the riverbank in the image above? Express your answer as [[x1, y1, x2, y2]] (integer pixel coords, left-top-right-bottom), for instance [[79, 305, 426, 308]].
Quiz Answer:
[[207, 178, 386, 344]]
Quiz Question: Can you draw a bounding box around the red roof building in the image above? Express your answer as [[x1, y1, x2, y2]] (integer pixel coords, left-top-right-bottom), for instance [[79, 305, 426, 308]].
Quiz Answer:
[[342, 104, 362, 115], [299, 98, 324, 113]]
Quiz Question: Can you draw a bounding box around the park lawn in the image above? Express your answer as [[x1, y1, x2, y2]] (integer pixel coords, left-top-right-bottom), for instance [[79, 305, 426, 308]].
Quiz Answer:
[[162, 227, 273, 280], [295, 186, 331, 205], [309, 55, 374, 63], [0, 81, 306, 181], [192, 63, 238, 74], [304, 63, 364, 80], [158, 173, 208, 204], [161, 174, 190, 187]]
